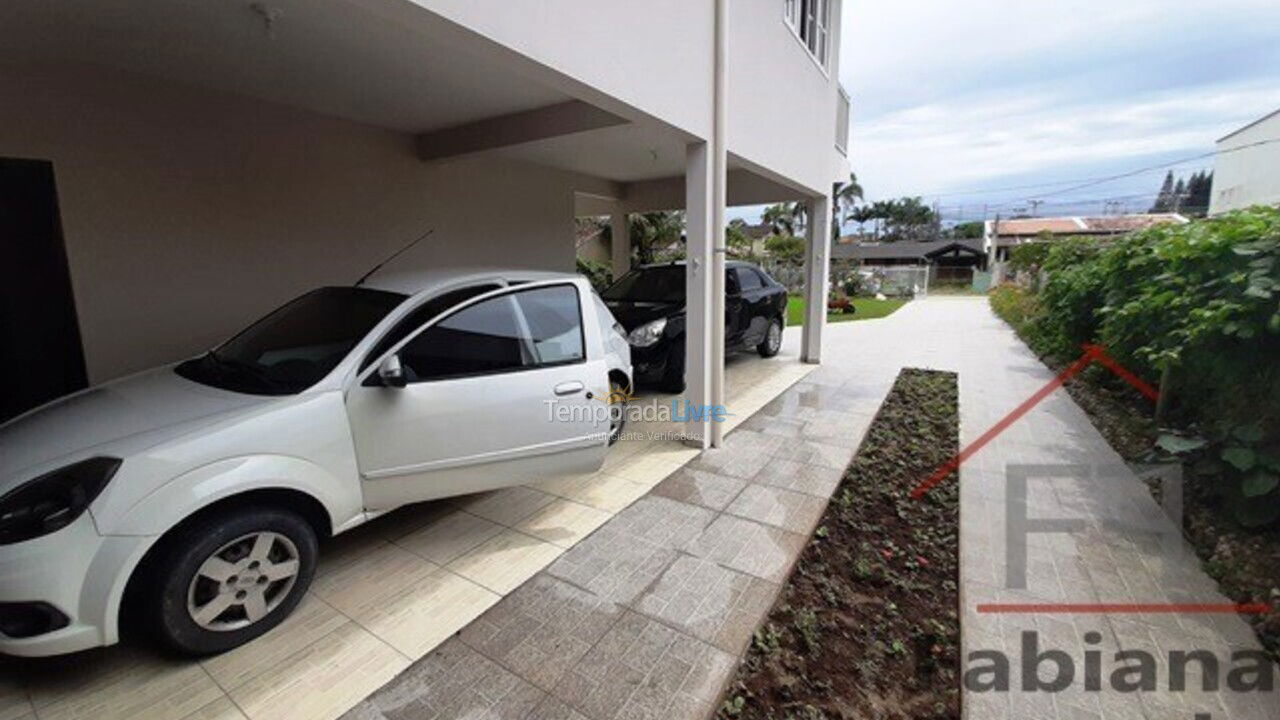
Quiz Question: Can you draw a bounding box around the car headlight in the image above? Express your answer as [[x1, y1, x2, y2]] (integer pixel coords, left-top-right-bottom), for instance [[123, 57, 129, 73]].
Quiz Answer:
[[627, 318, 668, 348], [0, 457, 121, 545]]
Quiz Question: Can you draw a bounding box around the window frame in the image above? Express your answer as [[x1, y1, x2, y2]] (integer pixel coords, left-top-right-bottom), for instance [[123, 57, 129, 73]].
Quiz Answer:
[[782, 0, 832, 73], [358, 281, 587, 387]]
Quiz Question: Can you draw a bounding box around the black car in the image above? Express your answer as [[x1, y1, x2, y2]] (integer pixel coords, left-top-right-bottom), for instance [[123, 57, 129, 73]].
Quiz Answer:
[[601, 261, 788, 392]]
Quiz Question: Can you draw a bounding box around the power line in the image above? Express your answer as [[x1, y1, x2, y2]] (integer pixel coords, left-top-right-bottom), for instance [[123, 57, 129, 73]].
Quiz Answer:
[[864, 137, 1278, 208]]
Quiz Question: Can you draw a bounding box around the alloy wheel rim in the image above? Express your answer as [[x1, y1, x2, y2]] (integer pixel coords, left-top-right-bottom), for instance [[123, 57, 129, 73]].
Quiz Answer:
[[768, 322, 782, 352], [186, 531, 301, 632]]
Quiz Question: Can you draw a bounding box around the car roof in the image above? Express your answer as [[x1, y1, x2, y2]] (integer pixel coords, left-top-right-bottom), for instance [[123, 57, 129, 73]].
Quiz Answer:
[[633, 260, 759, 270], [360, 267, 579, 297]]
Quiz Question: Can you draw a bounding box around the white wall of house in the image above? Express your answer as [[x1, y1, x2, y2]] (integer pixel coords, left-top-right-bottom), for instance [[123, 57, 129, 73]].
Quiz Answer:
[[1210, 109, 1280, 215], [728, 0, 847, 194], [409, 0, 715, 141], [0, 63, 601, 383], [413, 0, 848, 195]]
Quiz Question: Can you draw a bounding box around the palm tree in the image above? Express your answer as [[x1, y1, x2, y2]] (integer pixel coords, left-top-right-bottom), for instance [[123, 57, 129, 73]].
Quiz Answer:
[[762, 203, 797, 237], [629, 211, 685, 265], [832, 172, 864, 240]]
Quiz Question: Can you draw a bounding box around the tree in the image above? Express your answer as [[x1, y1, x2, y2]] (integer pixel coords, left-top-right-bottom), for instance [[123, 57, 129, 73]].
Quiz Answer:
[[725, 218, 755, 258], [1150, 171, 1176, 212], [832, 172, 864, 240], [949, 221, 985, 239], [764, 233, 805, 262], [762, 203, 795, 237], [628, 211, 685, 265]]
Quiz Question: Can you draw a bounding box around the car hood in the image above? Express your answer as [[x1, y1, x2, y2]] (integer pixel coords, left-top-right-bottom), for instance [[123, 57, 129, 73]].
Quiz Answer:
[[603, 299, 684, 331], [0, 366, 275, 490]]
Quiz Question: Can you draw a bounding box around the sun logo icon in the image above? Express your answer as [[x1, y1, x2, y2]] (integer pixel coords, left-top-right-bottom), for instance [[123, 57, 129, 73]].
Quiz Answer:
[[605, 386, 634, 406]]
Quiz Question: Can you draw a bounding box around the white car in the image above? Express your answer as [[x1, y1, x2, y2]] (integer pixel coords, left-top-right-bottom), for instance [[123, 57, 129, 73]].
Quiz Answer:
[[0, 268, 631, 657]]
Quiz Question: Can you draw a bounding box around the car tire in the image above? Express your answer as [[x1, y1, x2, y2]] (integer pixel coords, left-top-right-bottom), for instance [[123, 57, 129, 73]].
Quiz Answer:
[[659, 344, 686, 394], [145, 507, 318, 656], [757, 317, 783, 358], [608, 377, 628, 446]]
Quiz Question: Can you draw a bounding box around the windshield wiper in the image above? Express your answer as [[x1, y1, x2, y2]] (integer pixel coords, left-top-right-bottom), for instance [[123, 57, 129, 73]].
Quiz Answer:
[[204, 351, 285, 393]]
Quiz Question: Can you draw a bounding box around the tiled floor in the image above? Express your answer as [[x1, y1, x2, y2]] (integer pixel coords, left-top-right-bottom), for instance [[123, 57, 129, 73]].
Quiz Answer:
[[345, 371, 870, 720], [344, 297, 1279, 720], [0, 347, 813, 720]]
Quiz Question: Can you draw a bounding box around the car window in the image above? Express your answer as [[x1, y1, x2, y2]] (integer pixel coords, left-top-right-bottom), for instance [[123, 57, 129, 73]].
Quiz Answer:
[[393, 284, 583, 383], [602, 266, 685, 303], [725, 268, 741, 295], [734, 267, 763, 291], [516, 285, 584, 365], [360, 284, 501, 371]]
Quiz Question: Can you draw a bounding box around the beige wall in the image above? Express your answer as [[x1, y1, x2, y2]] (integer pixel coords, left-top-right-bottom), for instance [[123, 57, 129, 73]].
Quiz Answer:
[[0, 64, 593, 383]]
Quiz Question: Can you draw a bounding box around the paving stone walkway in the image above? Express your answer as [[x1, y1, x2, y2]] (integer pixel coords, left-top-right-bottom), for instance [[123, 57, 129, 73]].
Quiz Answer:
[[345, 297, 1279, 720]]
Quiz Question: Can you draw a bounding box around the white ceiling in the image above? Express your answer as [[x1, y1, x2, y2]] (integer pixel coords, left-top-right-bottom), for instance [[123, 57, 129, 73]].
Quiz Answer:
[[0, 0, 568, 133]]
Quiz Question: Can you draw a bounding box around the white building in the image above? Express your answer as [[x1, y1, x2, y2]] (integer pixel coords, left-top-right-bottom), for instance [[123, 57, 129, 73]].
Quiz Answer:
[[0, 0, 851, 448], [1210, 107, 1280, 215]]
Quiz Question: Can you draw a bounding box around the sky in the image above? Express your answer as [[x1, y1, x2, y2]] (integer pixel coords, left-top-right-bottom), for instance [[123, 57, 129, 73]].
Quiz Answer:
[[838, 0, 1280, 225]]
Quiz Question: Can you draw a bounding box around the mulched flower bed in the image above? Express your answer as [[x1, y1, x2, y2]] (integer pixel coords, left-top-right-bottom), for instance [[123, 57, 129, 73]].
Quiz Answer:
[[717, 368, 961, 720]]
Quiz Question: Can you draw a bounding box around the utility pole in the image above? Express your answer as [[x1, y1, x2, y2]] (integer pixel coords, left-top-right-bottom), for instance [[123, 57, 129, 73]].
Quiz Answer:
[[1028, 199, 1044, 217]]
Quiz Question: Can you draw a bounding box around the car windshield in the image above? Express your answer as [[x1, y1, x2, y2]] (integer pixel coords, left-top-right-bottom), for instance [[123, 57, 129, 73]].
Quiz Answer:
[[176, 287, 407, 395], [601, 266, 686, 303]]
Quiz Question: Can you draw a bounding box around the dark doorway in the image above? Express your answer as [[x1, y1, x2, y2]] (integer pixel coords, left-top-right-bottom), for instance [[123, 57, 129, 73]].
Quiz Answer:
[[0, 158, 87, 423]]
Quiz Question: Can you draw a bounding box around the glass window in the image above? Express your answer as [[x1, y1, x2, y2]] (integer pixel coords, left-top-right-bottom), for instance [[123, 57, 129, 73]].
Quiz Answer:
[[177, 287, 405, 395], [602, 266, 686, 303], [360, 284, 501, 371], [393, 284, 584, 383], [515, 286, 585, 365], [735, 267, 764, 291], [784, 0, 831, 67], [398, 294, 527, 382]]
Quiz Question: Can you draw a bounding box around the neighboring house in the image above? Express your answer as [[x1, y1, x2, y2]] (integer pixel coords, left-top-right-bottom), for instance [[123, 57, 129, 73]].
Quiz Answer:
[[982, 213, 1189, 262], [1210, 107, 1280, 215], [832, 238, 987, 284], [0, 0, 850, 447]]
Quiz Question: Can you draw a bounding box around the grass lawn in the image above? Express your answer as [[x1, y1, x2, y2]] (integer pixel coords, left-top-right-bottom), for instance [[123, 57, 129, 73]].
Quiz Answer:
[[786, 296, 908, 326]]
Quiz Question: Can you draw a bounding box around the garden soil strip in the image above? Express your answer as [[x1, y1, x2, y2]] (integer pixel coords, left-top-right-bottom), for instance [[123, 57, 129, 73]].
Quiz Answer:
[[716, 368, 961, 720]]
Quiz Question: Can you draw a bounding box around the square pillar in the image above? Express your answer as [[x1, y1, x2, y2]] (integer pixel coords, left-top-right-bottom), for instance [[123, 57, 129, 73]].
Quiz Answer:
[[684, 142, 715, 448], [610, 212, 630, 279], [801, 195, 831, 364]]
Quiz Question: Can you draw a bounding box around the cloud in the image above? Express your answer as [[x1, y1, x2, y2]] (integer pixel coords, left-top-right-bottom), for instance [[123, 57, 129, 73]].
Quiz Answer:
[[840, 0, 1280, 212]]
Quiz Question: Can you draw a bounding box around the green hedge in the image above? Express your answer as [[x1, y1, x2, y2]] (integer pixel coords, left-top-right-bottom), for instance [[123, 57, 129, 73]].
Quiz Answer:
[[992, 207, 1280, 525]]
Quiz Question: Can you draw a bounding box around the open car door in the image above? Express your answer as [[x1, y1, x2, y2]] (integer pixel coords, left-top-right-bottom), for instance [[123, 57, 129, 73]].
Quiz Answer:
[[346, 281, 609, 510]]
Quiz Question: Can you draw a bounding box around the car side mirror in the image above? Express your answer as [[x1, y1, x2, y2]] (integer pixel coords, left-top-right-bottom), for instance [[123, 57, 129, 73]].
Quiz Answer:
[[377, 354, 407, 388]]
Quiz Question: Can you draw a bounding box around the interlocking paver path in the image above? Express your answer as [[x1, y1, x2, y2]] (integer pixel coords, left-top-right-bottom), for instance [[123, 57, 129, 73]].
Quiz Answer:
[[346, 296, 1279, 720]]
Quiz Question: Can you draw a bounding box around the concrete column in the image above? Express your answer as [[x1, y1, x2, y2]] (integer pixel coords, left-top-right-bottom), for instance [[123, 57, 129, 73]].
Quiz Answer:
[[684, 142, 714, 449], [801, 195, 832, 364], [610, 212, 630, 279], [708, 0, 728, 448]]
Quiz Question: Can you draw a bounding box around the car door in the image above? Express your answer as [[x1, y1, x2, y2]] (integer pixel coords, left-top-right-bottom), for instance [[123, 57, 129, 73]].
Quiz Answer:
[[346, 282, 608, 510], [724, 268, 746, 347], [733, 267, 772, 346]]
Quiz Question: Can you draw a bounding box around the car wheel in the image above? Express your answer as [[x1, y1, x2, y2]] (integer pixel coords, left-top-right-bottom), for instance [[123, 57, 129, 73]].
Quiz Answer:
[[758, 317, 783, 358], [608, 378, 628, 446], [147, 507, 317, 656], [660, 345, 686, 393]]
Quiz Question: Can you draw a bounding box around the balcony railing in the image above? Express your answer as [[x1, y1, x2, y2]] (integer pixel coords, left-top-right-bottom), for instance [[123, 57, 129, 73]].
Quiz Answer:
[[835, 85, 850, 156]]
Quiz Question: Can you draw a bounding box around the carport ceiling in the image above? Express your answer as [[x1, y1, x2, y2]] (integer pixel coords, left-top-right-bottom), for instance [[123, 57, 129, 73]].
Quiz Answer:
[[0, 0, 569, 133]]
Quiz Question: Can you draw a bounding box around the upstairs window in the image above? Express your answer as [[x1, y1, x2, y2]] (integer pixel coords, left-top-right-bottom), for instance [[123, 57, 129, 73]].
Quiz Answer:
[[784, 0, 831, 68]]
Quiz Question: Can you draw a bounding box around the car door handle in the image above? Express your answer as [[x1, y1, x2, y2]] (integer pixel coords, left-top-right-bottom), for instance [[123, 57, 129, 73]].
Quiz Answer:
[[554, 381, 585, 396]]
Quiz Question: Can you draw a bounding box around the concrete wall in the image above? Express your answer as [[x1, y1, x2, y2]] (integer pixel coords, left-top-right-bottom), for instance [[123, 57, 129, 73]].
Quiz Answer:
[[0, 64, 595, 383], [727, 0, 847, 195], [410, 0, 715, 141], [1211, 111, 1280, 215], [412, 0, 846, 196]]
